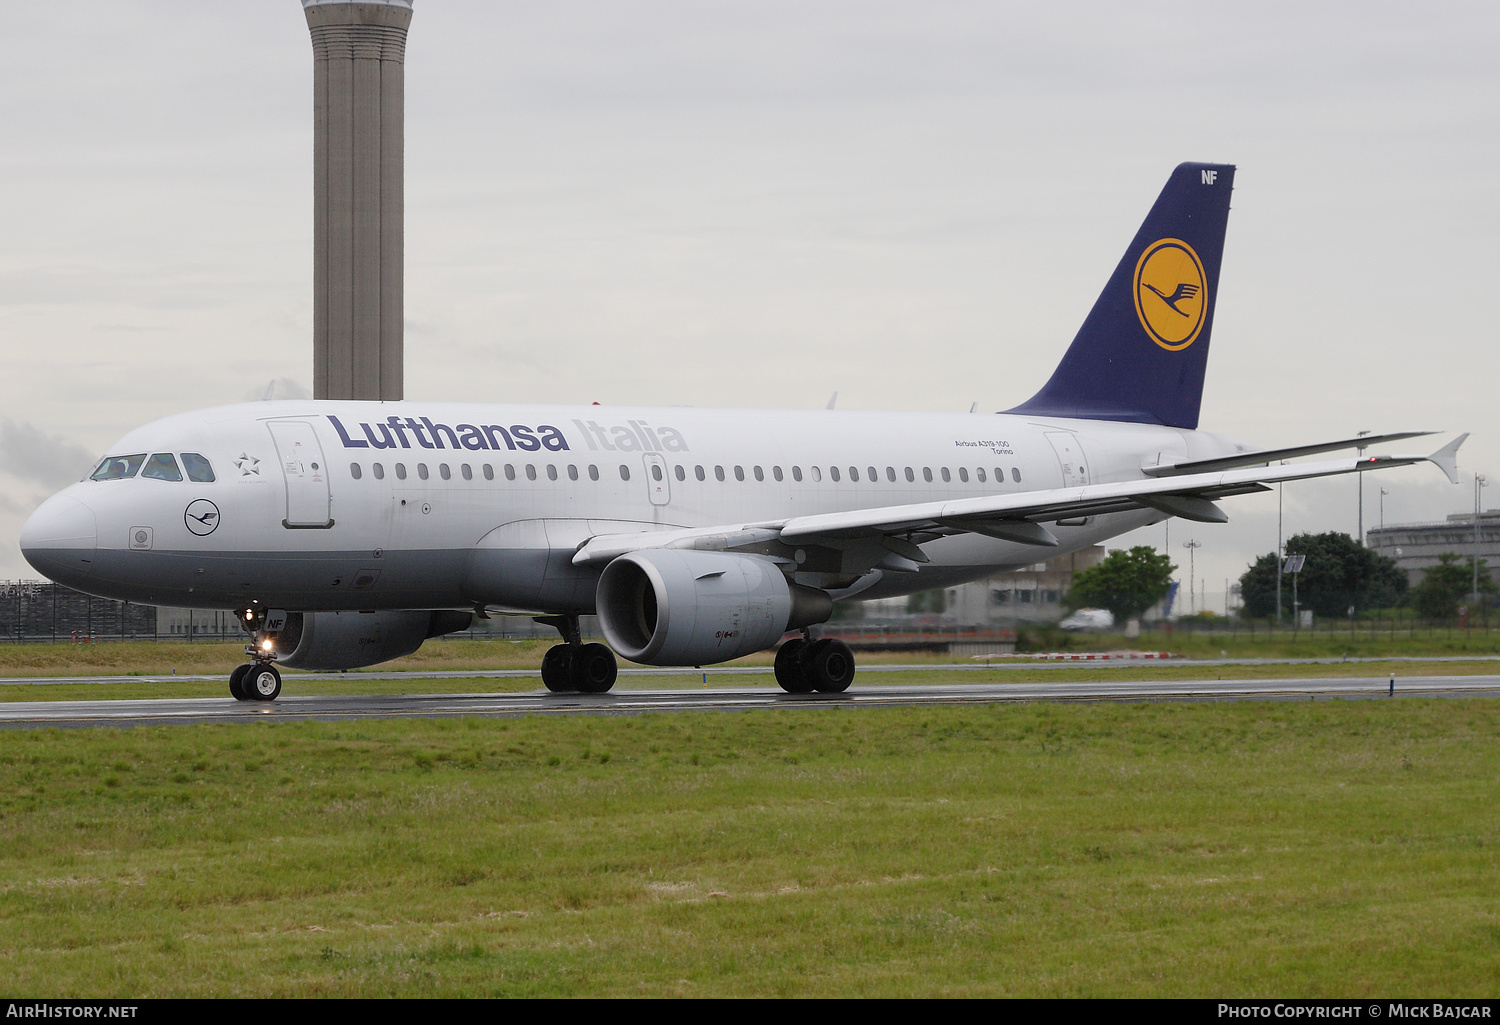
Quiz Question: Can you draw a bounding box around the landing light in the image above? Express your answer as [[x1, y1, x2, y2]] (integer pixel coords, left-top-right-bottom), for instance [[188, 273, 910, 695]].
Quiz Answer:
[[261, 640, 273, 651]]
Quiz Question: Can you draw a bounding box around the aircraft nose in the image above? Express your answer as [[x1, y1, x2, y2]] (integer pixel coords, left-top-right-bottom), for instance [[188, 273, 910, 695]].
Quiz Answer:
[[20, 493, 97, 584]]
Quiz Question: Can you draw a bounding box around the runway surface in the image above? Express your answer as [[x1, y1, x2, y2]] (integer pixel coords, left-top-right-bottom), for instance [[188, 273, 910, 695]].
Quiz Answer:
[[3, 673, 1499, 729]]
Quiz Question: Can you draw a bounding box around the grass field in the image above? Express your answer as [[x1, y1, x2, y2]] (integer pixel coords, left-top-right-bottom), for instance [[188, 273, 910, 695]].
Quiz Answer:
[[2, 700, 1498, 996]]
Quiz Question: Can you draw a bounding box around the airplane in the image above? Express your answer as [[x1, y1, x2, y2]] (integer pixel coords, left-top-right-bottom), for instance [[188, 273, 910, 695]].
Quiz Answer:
[[19, 162, 1465, 701]]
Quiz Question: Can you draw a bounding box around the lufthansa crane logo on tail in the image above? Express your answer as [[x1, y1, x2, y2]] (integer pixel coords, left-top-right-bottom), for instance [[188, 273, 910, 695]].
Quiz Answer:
[[1133, 238, 1207, 351]]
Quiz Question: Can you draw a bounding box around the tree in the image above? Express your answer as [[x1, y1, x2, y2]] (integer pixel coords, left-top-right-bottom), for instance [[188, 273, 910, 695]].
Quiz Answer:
[[1237, 531, 1407, 620], [1065, 546, 1175, 621], [1410, 553, 1495, 620], [906, 589, 947, 615]]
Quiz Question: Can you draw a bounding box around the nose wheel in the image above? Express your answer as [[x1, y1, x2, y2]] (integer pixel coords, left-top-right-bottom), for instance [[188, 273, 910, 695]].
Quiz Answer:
[[230, 660, 282, 701]]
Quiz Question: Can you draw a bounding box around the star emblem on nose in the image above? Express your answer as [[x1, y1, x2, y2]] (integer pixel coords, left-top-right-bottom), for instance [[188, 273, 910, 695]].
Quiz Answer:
[[235, 453, 261, 476]]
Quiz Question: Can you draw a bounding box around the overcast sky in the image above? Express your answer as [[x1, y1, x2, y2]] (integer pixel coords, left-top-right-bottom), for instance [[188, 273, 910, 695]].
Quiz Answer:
[[2, 1, 1497, 605]]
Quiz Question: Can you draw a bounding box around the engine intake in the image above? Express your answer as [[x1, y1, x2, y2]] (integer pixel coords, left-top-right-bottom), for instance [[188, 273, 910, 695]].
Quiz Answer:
[[274, 609, 472, 670], [596, 549, 831, 665]]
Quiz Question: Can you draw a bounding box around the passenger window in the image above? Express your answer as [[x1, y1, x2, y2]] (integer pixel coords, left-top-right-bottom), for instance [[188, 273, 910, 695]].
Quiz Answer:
[[754, 466, 764, 482], [734, 466, 744, 482], [905, 467, 915, 483], [1012, 467, 1021, 482], [674, 465, 685, 481], [792, 466, 803, 482], [568, 465, 579, 481], [91, 454, 146, 481], [181, 453, 215, 482], [885, 467, 895, 482], [504, 464, 515, 481], [773, 466, 784, 482], [373, 462, 385, 480], [142, 453, 183, 482], [715, 466, 725, 482], [977, 467, 987, 483], [619, 464, 631, 481], [483, 464, 493, 480], [350, 463, 363, 480], [811, 466, 822, 482], [589, 465, 599, 481], [461, 464, 473, 480], [830, 466, 841, 482], [417, 464, 429, 481], [525, 464, 537, 481], [848, 467, 858, 482], [868, 467, 878, 483], [439, 464, 451, 480], [546, 465, 558, 481], [923, 467, 933, 483], [695, 465, 706, 481], [996, 467, 1004, 481], [652, 464, 663, 481], [396, 464, 407, 480], [941, 468, 951, 483]]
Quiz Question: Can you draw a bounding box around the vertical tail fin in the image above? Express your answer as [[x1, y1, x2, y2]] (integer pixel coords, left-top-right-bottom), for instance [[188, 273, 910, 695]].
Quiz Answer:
[[1007, 162, 1236, 429]]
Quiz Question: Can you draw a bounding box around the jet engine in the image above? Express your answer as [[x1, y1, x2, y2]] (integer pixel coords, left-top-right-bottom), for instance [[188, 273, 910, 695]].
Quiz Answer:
[[273, 610, 473, 670], [596, 549, 831, 665]]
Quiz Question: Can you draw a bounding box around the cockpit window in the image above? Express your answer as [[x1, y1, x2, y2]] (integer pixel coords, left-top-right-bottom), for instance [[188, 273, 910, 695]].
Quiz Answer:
[[90, 454, 146, 481], [181, 453, 215, 483], [141, 453, 183, 482]]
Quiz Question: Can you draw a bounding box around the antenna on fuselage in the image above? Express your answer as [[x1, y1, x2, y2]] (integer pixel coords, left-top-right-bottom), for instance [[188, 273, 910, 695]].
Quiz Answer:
[[826, 391, 838, 410], [262, 380, 276, 401]]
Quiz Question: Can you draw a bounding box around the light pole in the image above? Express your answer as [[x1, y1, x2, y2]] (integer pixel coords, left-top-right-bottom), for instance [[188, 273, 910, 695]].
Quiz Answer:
[[1474, 474, 1487, 605], [1379, 487, 1389, 531], [1276, 481, 1284, 624], [1184, 539, 1202, 615], [1357, 429, 1371, 545]]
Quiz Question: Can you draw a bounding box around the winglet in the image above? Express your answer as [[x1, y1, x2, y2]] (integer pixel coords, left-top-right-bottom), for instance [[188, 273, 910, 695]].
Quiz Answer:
[[1428, 433, 1467, 485]]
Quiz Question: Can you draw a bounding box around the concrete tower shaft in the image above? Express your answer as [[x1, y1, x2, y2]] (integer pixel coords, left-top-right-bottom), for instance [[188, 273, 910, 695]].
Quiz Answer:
[[303, 0, 413, 401]]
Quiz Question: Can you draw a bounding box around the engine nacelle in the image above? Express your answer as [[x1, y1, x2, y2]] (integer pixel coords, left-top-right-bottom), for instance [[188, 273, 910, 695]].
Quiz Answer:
[[596, 549, 831, 665], [273, 610, 473, 670]]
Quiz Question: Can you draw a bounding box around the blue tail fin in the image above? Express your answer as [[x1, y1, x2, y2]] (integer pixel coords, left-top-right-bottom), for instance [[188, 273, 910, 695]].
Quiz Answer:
[[1007, 162, 1236, 429]]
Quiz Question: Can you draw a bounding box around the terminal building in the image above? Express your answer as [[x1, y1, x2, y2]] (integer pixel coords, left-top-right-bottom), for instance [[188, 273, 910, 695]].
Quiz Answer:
[[1365, 511, 1500, 586]]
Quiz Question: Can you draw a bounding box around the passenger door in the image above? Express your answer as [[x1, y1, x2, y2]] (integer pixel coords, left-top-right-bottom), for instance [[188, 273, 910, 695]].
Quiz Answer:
[[268, 420, 333, 528]]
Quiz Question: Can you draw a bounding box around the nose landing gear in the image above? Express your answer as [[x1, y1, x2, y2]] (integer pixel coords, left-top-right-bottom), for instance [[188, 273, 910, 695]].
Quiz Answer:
[[229, 608, 284, 701]]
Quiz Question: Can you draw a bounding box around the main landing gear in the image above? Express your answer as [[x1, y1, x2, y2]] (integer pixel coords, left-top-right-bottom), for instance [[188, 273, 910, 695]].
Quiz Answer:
[[229, 608, 282, 702], [535, 614, 618, 694], [774, 635, 855, 694]]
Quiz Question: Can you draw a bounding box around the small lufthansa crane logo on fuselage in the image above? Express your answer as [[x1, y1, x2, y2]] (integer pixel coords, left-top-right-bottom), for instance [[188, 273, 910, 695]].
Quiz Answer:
[[184, 499, 221, 537], [1133, 238, 1208, 351]]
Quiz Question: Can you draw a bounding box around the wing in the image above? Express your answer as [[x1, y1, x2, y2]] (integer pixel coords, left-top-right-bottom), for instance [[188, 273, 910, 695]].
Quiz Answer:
[[571, 435, 1466, 584]]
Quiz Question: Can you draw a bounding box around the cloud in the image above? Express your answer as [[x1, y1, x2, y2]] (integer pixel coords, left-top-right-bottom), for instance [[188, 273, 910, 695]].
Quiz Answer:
[[0, 420, 96, 490]]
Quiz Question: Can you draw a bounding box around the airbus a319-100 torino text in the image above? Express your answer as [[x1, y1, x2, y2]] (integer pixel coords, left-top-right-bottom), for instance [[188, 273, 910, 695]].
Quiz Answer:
[[20, 163, 1464, 699]]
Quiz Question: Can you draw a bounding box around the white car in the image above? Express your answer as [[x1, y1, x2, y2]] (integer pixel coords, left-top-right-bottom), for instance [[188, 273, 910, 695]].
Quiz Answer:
[[1059, 608, 1115, 630]]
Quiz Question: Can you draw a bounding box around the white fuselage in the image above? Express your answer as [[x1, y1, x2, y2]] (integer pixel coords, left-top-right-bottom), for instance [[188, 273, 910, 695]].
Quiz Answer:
[[21, 400, 1245, 614]]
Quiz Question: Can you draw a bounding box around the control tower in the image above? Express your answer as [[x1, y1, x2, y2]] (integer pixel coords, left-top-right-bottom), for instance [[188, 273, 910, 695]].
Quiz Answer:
[[302, 0, 413, 401]]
